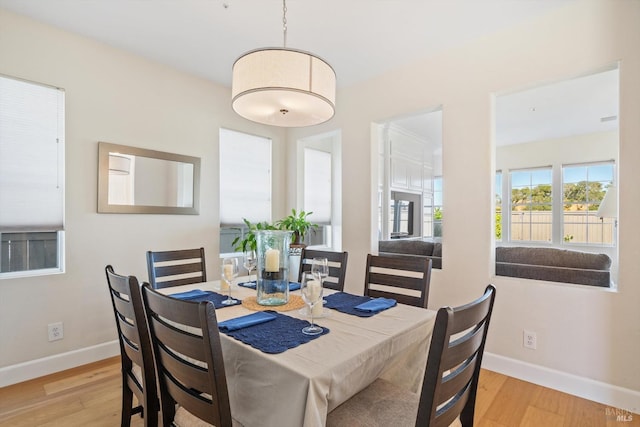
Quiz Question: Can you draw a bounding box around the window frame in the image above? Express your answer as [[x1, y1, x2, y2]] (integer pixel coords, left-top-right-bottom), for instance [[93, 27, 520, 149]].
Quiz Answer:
[[508, 167, 553, 243], [561, 160, 615, 247]]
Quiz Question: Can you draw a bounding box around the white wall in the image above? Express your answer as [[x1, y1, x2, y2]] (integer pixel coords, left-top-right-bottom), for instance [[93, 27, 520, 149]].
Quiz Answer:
[[0, 8, 286, 376], [288, 0, 640, 408]]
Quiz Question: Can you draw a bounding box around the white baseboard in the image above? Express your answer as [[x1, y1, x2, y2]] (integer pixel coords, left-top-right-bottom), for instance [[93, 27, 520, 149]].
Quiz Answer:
[[0, 340, 120, 387], [483, 352, 640, 414]]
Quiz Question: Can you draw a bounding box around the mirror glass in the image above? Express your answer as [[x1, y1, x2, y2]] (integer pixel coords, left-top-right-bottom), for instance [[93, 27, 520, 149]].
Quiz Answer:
[[98, 142, 200, 214]]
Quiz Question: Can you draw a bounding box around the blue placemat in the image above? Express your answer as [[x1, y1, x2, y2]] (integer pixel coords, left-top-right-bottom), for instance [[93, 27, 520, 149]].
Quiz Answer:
[[324, 292, 396, 317], [169, 289, 241, 309], [237, 281, 301, 291], [219, 311, 329, 354]]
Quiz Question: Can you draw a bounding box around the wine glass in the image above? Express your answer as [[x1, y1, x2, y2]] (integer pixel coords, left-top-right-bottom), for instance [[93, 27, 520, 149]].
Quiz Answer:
[[243, 249, 257, 281], [311, 257, 329, 302], [221, 257, 238, 306], [300, 272, 324, 335]]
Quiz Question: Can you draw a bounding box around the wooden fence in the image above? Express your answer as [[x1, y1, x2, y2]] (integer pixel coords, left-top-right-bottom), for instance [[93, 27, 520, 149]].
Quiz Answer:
[[509, 212, 614, 244]]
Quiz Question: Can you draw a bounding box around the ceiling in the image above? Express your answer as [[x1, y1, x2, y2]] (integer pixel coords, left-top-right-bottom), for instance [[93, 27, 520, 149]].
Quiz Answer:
[[0, 0, 573, 89], [1, 0, 617, 145]]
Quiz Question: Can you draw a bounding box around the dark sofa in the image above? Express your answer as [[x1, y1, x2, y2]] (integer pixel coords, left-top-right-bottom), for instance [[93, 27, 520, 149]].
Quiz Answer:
[[378, 239, 442, 269], [378, 240, 612, 287], [496, 246, 611, 287]]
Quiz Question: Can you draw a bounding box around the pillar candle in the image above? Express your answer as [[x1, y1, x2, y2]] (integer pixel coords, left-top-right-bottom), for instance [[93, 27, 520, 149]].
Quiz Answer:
[[265, 248, 280, 272]]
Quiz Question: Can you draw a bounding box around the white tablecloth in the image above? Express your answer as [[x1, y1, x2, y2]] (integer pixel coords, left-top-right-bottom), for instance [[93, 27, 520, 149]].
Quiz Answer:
[[163, 280, 436, 427]]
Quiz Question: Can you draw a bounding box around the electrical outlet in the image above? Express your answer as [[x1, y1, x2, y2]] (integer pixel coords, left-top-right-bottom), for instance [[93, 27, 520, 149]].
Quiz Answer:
[[523, 330, 536, 349], [48, 322, 64, 341]]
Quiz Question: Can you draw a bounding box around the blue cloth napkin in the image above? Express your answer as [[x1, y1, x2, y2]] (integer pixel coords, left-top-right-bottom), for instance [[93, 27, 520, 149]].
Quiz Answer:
[[324, 292, 396, 317], [238, 281, 301, 291], [237, 281, 257, 289], [354, 297, 397, 313], [169, 289, 241, 309], [218, 311, 277, 332], [169, 289, 209, 299], [220, 311, 329, 354]]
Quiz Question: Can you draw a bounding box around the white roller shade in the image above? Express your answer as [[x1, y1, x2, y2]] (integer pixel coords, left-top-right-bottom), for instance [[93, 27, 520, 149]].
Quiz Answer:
[[0, 76, 65, 232], [304, 148, 331, 223], [219, 128, 272, 224]]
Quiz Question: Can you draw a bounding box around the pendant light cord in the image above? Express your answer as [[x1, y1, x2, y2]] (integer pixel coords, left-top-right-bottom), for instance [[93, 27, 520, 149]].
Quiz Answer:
[[282, 0, 288, 48]]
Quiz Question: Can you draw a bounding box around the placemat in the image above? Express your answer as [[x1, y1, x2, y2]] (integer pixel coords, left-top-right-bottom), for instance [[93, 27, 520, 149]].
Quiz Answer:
[[169, 289, 241, 309], [323, 292, 395, 317], [220, 310, 329, 354], [241, 295, 306, 312]]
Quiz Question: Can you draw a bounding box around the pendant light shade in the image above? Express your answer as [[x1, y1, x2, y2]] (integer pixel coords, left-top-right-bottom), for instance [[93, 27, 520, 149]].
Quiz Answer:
[[232, 48, 336, 127]]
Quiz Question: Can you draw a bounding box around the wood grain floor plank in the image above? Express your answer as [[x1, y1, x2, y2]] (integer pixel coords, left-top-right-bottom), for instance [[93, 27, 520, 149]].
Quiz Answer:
[[520, 405, 565, 427], [42, 361, 121, 396], [481, 376, 541, 426], [475, 368, 509, 421]]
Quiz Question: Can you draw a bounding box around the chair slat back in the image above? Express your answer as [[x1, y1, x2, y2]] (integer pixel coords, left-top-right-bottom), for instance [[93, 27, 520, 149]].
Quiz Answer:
[[416, 285, 496, 427], [147, 248, 207, 289], [105, 265, 158, 427], [299, 249, 349, 291], [364, 254, 432, 308], [142, 284, 232, 427]]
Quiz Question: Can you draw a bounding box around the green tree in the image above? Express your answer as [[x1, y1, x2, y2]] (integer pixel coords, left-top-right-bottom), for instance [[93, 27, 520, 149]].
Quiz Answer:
[[512, 184, 552, 211], [434, 207, 443, 220], [563, 181, 606, 210]]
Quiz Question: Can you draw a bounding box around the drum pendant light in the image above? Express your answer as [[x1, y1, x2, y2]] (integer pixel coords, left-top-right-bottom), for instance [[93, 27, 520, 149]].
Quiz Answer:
[[231, 0, 336, 127]]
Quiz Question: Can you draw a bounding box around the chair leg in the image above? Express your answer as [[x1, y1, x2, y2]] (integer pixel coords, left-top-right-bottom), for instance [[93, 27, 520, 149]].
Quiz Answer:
[[121, 381, 133, 427], [143, 397, 158, 427]]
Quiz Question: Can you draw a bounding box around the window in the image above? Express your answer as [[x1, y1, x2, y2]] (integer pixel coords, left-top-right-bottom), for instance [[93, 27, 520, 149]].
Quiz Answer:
[[563, 162, 614, 245], [509, 168, 552, 242], [433, 176, 443, 237], [422, 177, 442, 239], [0, 75, 65, 277], [495, 171, 502, 241], [219, 129, 272, 254], [495, 66, 618, 286], [303, 148, 332, 247]]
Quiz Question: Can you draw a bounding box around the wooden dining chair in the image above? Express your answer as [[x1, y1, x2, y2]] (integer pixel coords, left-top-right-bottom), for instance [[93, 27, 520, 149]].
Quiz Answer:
[[298, 248, 349, 291], [141, 283, 233, 427], [327, 284, 497, 427], [146, 247, 207, 289], [364, 253, 432, 308], [104, 265, 158, 427]]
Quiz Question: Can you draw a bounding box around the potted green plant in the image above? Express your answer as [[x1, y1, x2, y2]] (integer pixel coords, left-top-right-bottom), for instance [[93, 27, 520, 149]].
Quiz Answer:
[[275, 209, 318, 245], [232, 218, 277, 252]]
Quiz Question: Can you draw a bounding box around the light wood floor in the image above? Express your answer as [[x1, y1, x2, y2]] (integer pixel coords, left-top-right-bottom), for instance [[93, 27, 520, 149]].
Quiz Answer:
[[0, 357, 637, 426]]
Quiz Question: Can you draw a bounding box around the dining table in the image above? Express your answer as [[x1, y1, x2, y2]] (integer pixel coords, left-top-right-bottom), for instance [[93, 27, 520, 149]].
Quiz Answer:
[[161, 278, 437, 427]]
